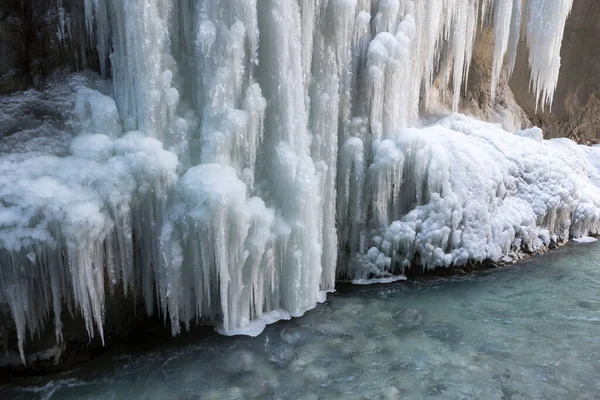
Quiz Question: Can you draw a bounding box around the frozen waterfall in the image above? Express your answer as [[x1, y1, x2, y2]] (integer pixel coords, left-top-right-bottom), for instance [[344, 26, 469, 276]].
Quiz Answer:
[[3, 0, 597, 365]]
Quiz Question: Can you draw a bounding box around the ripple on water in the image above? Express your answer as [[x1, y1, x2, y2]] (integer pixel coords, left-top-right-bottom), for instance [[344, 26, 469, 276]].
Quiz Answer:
[[2, 243, 600, 399]]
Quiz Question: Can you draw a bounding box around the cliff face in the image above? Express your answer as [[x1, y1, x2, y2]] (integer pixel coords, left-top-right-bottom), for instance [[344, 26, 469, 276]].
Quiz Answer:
[[510, 0, 600, 145], [0, 2, 30, 94], [0, 0, 597, 372], [433, 0, 600, 145], [429, 27, 532, 133]]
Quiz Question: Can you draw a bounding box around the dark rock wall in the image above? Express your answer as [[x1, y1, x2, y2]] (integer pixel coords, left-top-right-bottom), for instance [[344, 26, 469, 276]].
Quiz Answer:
[[0, 0, 598, 372], [0, 2, 30, 93], [1, 289, 150, 373], [0, 0, 99, 95]]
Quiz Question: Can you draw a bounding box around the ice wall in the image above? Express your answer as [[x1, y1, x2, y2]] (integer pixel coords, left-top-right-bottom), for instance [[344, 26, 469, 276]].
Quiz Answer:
[[1, 0, 593, 364], [356, 116, 600, 278]]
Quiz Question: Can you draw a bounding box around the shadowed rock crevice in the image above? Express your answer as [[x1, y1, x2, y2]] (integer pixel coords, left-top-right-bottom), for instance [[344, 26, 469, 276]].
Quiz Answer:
[[510, 0, 600, 145]]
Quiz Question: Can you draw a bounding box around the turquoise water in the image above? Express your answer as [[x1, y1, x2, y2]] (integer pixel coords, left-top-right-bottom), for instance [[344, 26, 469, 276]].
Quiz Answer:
[[2, 241, 600, 399]]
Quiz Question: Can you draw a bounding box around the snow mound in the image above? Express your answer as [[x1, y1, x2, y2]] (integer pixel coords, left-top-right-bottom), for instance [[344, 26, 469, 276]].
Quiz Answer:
[[0, 75, 178, 364], [573, 237, 598, 244], [347, 114, 600, 277]]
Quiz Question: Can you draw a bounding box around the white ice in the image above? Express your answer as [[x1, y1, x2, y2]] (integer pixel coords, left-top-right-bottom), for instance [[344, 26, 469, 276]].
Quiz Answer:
[[573, 237, 598, 244], [0, 74, 178, 364]]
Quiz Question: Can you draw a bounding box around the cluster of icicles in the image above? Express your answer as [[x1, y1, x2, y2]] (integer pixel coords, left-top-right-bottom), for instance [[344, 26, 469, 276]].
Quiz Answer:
[[1, 0, 590, 365]]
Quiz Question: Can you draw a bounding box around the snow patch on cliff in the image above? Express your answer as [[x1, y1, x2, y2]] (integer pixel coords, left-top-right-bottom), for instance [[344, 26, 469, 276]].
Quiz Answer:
[[0, 75, 177, 364], [349, 115, 600, 278]]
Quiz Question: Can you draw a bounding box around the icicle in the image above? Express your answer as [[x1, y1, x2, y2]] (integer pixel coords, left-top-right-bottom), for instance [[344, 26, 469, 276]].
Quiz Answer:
[[490, 0, 513, 103]]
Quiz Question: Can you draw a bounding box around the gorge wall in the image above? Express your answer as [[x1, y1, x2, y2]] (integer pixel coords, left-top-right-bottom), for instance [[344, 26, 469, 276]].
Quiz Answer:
[[1, 0, 599, 371], [2, 1, 597, 143]]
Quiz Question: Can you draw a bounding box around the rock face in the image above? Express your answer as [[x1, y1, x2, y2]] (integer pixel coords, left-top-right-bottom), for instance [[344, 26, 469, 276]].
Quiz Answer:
[[1, 291, 147, 373], [430, 0, 600, 145], [510, 0, 600, 145]]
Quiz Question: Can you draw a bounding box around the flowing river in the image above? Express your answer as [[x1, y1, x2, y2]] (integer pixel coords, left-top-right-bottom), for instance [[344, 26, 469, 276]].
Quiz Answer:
[[2, 241, 600, 399]]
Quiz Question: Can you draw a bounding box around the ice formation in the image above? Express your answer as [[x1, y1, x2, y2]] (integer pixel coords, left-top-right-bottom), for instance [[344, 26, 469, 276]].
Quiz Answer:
[[0, 0, 593, 364], [0, 73, 177, 363]]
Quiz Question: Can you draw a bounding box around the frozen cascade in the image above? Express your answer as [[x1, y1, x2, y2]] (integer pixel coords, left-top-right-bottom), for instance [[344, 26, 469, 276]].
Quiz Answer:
[[0, 0, 594, 364], [0, 74, 178, 364]]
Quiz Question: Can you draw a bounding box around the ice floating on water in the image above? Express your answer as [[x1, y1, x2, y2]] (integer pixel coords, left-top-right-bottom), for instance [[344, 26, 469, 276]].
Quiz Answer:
[[0, 0, 590, 363], [573, 237, 598, 244], [348, 115, 600, 277], [0, 75, 178, 363], [352, 275, 408, 285]]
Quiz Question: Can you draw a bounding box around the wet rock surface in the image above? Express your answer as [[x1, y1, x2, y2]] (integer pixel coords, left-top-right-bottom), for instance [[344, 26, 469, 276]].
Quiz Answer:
[[0, 0, 99, 95], [0, 291, 150, 374], [0, 0, 598, 375]]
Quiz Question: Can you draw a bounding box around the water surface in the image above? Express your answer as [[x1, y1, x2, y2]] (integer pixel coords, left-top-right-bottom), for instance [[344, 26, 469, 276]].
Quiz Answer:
[[2, 242, 600, 399]]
